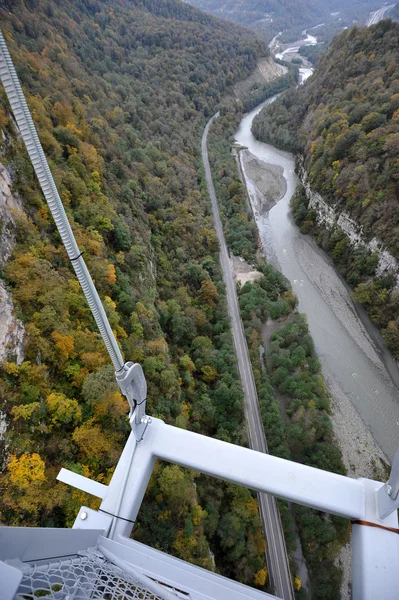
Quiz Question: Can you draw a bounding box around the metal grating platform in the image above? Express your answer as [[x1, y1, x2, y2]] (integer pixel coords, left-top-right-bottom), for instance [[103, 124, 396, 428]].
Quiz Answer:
[[15, 550, 186, 600]]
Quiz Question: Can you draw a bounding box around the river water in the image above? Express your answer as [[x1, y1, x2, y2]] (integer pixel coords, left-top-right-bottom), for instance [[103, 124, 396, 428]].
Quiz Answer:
[[235, 101, 399, 460], [273, 28, 317, 84]]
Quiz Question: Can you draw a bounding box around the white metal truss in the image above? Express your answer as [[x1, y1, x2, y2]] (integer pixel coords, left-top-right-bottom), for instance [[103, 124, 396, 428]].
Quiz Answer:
[[2, 417, 399, 600], [55, 417, 399, 600]]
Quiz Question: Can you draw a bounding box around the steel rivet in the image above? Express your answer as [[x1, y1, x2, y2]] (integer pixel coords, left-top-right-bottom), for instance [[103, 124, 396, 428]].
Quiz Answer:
[[80, 511, 88, 520]]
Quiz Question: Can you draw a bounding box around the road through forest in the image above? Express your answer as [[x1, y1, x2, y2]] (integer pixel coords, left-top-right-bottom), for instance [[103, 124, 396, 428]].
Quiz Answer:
[[202, 113, 294, 600]]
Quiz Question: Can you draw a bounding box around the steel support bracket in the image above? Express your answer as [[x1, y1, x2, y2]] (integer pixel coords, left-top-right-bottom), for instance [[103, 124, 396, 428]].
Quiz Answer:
[[377, 448, 399, 520], [116, 362, 147, 425], [73, 506, 112, 535], [129, 412, 152, 443]]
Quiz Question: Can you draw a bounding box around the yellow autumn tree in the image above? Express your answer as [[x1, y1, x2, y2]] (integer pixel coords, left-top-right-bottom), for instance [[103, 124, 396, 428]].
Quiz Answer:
[[200, 227, 219, 252], [158, 464, 195, 509], [80, 351, 106, 371], [52, 101, 75, 126], [80, 142, 104, 172], [94, 390, 127, 419], [201, 365, 218, 383], [8, 453, 46, 489], [173, 529, 198, 561], [72, 420, 114, 459], [179, 355, 195, 373], [147, 337, 167, 356], [3, 454, 56, 521], [2, 360, 19, 376], [51, 331, 75, 358], [254, 567, 268, 587], [46, 392, 82, 426], [200, 279, 219, 307], [106, 263, 117, 285], [12, 402, 40, 421]]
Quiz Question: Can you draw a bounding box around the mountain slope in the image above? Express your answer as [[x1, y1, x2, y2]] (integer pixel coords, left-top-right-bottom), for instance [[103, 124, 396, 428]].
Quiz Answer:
[[252, 20, 399, 357], [184, 0, 381, 39], [0, 0, 270, 585], [185, 0, 325, 28]]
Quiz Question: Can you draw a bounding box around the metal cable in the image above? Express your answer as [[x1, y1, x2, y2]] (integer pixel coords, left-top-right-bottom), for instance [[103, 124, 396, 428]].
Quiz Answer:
[[0, 30, 124, 371]]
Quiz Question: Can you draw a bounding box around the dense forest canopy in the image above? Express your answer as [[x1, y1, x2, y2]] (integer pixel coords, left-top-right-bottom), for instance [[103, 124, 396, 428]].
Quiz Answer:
[[252, 20, 399, 357], [0, 0, 274, 587]]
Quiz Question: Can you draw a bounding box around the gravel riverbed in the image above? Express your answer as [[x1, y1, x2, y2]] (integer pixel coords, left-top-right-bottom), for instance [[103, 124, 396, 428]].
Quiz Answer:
[[241, 150, 286, 214]]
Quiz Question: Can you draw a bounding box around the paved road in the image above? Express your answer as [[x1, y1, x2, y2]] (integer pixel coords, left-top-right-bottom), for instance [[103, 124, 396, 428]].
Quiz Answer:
[[366, 4, 395, 25], [202, 114, 294, 600]]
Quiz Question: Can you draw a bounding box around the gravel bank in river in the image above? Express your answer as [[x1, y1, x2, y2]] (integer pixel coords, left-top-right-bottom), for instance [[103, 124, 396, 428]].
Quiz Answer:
[[241, 150, 286, 214]]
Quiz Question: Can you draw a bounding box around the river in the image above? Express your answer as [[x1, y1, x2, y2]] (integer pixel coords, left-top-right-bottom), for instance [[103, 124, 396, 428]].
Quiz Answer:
[[235, 101, 399, 461], [273, 26, 319, 84]]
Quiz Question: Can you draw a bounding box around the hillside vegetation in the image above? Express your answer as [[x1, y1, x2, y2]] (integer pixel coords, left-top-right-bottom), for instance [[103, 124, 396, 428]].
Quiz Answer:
[[186, 0, 326, 29], [0, 0, 273, 587], [252, 20, 399, 358], [185, 0, 380, 40]]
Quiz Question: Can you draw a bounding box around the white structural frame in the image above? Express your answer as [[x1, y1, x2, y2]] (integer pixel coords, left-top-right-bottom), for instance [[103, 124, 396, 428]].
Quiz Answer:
[[56, 416, 399, 600]]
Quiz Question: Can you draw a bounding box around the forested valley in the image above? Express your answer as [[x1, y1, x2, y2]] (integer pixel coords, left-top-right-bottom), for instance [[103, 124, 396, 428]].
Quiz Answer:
[[185, 0, 383, 41], [1, 0, 394, 597], [207, 107, 349, 599], [252, 21, 399, 360], [0, 0, 276, 588]]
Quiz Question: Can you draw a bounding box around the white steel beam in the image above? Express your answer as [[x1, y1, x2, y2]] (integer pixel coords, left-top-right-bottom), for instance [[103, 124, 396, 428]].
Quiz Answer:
[[57, 468, 108, 499], [56, 417, 399, 598], [100, 430, 156, 539], [64, 418, 393, 525], [0, 527, 103, 562], [99, 536, 278, 600], [149, 419, 366, 520], [352, 523, 399, 599]]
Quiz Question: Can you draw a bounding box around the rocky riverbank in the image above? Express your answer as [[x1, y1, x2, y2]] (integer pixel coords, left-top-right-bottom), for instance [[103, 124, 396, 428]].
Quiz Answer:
[[240, 153, 391, 600], [298, 161, 399, 288]]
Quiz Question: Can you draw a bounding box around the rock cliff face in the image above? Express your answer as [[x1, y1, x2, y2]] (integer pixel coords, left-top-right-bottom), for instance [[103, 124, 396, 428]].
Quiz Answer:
[[298, 161, 399, 287], [0, 161, 24, 364]]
